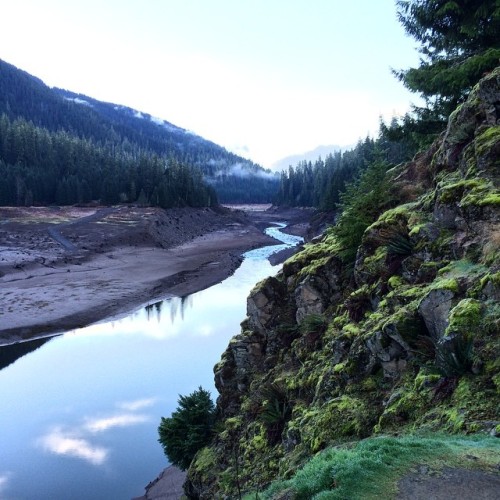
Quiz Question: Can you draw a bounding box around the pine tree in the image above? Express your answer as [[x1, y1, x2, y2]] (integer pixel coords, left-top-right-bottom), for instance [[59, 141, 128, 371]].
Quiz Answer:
[[330, 157, 394, 266], [158, 387, 215, 471], [395, 0, 500, 121]]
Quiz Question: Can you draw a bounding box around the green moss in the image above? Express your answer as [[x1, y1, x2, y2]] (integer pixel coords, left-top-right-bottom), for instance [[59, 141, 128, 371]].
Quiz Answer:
[[341, 323, 361, 338], [225, 416, 243, 431], [378, 386, 430, 431], [376, 203, 418, 224], [191, 446, 217, 473], [414, 372, 441, 391], [446, 298, 482, 335], [245, 424, 268, 453], [438, 178, 484, 204], [492, 373, 500, 394], [332, 312, 349, 328], [361, 377, 378, 391], [460, 180, 500, 207], [298, 256, 331, 279], [293, 395, 376, 453], [475, 125, 500, 158], [333, 362, 347, 373], [363, 246, 387, 265], [408, 223, 425, 237], [189, 446, 220, 495], [388, 275, 405, 290], [361, 246, 389, 278], [283, 240, 337, 283], [430, 277, 460, 293], [443, 407, 466, 432], [428, 229, 455, 257]]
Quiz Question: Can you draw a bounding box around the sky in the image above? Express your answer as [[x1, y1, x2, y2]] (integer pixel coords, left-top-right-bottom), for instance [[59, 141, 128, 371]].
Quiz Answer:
[[0, 0, 421, 168]]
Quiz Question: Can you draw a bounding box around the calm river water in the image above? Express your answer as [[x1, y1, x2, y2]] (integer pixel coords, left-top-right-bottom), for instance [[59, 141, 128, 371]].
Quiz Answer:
[[0, 223, 302, 500]]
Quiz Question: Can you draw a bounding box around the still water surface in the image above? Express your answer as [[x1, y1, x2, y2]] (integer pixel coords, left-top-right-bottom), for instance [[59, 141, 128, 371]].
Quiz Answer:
[[0, 223, 302, 500]]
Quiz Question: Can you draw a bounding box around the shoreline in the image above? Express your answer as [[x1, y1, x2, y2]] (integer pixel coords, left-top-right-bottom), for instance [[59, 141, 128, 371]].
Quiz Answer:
[[0, 207, 310, 346], [0, 225, 277, 345], [0, 206, 291, 345]]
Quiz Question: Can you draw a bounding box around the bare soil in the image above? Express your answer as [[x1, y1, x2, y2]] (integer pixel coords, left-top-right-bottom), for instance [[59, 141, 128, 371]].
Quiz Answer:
[[397, 466, 500, 500], [133, 466, 186, 500], [0, 205, 309, 345]]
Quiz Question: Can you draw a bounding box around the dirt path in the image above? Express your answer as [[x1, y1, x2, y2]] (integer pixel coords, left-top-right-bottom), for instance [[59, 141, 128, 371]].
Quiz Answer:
[[397, 466, 500, 499], [46, 207, 119, 251]]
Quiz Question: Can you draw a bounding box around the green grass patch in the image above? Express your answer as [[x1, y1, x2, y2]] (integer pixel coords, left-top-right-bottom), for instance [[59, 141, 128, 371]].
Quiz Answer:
[[246, 433, 500, 500]]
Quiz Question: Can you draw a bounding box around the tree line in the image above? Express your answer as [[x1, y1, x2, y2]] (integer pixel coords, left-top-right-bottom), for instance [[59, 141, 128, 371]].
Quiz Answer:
[[0, 114, 216, 208], [274, 119, 411, 210]]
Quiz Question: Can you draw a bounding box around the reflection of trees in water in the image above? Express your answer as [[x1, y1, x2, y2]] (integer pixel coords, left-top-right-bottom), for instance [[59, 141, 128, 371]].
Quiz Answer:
[[181, 295, 193, 320], [145, 300, 163, 322], [144, 294, 194, 324], [0, 336, 54, 372]]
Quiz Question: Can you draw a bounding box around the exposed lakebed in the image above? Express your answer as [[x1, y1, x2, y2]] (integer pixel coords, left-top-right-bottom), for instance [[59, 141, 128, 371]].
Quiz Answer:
[[0, 223, 302, 500]]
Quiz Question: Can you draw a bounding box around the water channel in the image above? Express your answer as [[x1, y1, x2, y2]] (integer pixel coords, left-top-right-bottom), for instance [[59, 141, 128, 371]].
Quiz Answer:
[[0, 223, 302, 500]]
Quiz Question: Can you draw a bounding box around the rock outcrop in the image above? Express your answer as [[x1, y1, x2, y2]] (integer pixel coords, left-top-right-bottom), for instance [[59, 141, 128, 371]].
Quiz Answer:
[[185, 68, 500, 499]]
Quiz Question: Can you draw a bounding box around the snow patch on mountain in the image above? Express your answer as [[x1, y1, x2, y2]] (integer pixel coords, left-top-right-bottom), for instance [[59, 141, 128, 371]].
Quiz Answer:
[[64, 97, 93, 107]]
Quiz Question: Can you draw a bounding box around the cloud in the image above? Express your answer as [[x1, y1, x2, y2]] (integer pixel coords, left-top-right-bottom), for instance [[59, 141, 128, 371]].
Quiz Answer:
[[209, 162, 276, 180], [84, 413, 150, 433], [197, 325, 215, 337], [0, 472, 11, 493], [36, 395, 159, 467], [37, 428, 108, 466], [117, 397, 158, 412]]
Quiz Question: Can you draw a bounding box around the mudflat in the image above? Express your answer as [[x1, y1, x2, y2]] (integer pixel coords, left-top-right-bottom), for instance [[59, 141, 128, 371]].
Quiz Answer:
[[0, 205, 285, 345]]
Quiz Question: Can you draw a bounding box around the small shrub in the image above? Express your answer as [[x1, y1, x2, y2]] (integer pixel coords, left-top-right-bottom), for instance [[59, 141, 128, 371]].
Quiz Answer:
[[260, 383, 292, 445]]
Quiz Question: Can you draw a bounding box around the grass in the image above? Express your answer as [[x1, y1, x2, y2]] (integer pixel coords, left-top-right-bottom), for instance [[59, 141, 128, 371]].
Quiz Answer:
[[243, 433, 500, 500]]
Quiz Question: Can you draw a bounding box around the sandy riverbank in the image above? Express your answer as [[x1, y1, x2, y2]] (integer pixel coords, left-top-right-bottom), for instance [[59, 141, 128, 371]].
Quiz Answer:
[[0, 205, 296, 345]]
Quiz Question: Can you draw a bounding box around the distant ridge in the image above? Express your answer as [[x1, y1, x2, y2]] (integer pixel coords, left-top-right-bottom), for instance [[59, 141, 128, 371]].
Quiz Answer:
[[271, 144, 351, 171]]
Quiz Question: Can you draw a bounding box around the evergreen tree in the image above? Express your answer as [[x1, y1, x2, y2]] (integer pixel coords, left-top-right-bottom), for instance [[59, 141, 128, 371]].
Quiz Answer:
[[395, 0, 500, 123], [158, 387, 215, 471], [330, 157, 394, 266]]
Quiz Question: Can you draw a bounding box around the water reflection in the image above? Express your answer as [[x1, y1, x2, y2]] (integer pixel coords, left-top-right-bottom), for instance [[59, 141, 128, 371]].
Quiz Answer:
[[68, 222, 302, 336], [37, 427, 109, 466], [0, 336, 54, 371], [137, 222, 302, 325], [145, 301, 163, 321], [0, 221, 303, 500]]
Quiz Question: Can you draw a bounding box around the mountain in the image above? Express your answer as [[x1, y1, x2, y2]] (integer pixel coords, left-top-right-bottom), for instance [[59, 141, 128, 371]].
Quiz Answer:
[[271, 144, 348, 172], [183, 68, 500, 497], [0, 59, 278, 204]]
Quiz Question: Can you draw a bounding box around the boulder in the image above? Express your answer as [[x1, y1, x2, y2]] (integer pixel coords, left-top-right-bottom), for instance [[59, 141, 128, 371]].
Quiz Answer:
[[418, 289, 455, 340], [295, 275, 326, 323], [247, 276, 288, 333]]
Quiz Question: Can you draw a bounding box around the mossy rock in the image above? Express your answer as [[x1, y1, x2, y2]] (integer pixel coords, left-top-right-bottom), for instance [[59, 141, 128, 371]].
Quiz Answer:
[[445, 298, 482, 335], [474, 125, 500, 169], [292, 395, 377, 453]]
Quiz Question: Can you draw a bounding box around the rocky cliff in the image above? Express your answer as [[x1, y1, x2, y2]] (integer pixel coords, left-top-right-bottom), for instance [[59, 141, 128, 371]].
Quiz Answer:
[[185, 68, 500, 498]]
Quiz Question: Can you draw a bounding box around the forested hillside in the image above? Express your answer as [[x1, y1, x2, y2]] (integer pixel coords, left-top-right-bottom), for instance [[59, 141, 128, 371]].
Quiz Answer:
[[275, 100, 425, 209], [0, 59, 278, 206], [276, 0, 500, 211]]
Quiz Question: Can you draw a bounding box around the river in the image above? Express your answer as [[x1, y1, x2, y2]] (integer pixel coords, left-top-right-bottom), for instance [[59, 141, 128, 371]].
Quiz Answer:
[[0, 223, 302, 500]]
